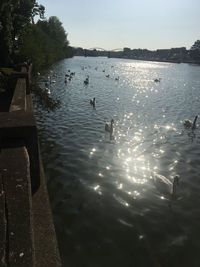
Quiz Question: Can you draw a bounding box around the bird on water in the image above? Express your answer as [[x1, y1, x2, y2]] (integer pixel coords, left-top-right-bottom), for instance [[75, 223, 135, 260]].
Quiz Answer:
[[90, 97, 96, 108], [153, 173, 179, 201], [183, 115, 198, 130], [105, 119, 114, 134]]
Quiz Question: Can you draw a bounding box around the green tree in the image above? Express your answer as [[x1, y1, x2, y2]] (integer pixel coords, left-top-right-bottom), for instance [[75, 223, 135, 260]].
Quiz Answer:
[[0, 0, 45, 66], [0, 1, 72, 69], [31, 2, 45, 24], [20, 16, 73, 71], [190, 40, 200, 62], [0, 1, 13, 66]]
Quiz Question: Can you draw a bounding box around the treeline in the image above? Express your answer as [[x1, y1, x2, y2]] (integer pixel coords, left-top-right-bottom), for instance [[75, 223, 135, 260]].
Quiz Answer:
[[0, 0, 73, 71], [20, 17, 73, 70]]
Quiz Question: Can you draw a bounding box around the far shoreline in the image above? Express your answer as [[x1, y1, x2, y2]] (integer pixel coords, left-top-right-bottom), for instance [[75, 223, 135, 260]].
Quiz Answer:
[[73, 55, 200, 66]]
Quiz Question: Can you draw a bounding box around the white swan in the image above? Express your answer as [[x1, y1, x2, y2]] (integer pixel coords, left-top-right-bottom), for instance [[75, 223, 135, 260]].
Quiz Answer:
[[153, 173, 179, 200], [105, 119, 114, 134], [90, 97, 96, 107], [184, 115, 198, 129]]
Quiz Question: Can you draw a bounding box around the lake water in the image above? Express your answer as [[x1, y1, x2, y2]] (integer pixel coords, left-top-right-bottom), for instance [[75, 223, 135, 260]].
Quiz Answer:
[[34, 56, 200, 267]]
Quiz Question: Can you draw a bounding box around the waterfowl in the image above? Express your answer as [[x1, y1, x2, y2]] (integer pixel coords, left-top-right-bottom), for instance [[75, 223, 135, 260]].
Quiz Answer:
[[90, 97, 96, 107], [84, 75, 89, 85], [115, 76, 119, 81], [154, 78, 161, 82], [84, 78, 89, 85], [105, 119, 114, 134], [106, 74, 110, 78], [153, 173, 179, 200], [184, 115, 198, 129]]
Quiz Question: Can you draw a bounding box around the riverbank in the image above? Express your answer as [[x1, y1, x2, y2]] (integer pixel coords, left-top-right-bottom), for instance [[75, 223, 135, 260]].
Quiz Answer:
[[0, 64, 61, 267]]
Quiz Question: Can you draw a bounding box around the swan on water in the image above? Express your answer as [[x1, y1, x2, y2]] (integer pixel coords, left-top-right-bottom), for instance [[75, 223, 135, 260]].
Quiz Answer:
[[90, 97, 96, 107], [184, 115, 198, 129], [105, 119, 114, 134], [153, 173, 179, 200]]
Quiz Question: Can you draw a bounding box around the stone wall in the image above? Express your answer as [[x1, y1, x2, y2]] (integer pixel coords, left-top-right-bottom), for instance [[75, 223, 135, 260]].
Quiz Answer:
[[0, 64, 61, 267]]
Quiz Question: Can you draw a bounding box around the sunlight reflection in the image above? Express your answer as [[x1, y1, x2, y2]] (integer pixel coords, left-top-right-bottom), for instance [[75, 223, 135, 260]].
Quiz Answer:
[[118, 183, 123, 189], [89, 147, 97, 156], [113, 194, 130, 207], [127, 175, 147, 185], [94, 185, 100, 191], [93, 184, 102, 195], [139, 235, 144, 240]]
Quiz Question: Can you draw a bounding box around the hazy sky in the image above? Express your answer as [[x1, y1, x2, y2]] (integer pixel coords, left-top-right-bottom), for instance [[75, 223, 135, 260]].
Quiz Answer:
[[39, 0, 199, 50]]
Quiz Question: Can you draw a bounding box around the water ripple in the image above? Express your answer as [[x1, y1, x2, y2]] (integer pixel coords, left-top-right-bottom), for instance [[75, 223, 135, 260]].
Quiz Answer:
[[34, 57, 200, 267]]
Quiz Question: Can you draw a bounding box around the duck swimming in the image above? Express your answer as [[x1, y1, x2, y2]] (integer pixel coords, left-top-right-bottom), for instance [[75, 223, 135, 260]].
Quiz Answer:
[[184, 115, 198, 129], [84, 75, 89, 85], [105, 119, 114, 134]]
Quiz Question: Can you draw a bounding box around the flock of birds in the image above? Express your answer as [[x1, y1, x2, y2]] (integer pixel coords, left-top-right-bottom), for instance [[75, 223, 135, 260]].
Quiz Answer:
[[42, 67, 117, 137], [39, 65, 198, 207], [153, 114, 198, 206], [86, 67, 198, 206], [65, 70, 75, 84]]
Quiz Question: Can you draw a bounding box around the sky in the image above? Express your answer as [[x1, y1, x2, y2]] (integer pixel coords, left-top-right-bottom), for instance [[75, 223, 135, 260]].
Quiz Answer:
[[39, 0, 200, 51]]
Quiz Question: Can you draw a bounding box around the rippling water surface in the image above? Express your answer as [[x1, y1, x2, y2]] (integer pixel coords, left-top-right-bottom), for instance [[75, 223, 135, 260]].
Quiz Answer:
[[34, 57, 200, 267]]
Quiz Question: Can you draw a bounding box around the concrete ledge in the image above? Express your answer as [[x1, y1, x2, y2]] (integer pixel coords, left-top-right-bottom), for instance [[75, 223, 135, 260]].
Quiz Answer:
[[0, 173, 6, 266], [9, 78, 26, 112], [11, 72, 30, 94], [0, 111, 40, 193], [32, 158, 62, 267], [0, 146, 34, 267], [0, 63, 61, 267]]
